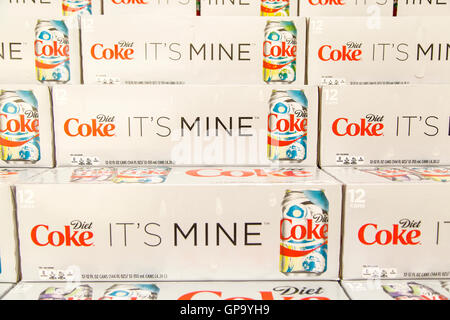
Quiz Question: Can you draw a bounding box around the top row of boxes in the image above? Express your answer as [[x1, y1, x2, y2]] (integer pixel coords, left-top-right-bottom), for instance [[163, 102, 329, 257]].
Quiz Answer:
[[3, 0, 450, 17], [1, 14, 449, 85]]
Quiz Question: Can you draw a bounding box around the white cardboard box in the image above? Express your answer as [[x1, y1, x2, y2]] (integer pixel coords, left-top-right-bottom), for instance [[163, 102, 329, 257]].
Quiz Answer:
[[53, 85, 318, 167], [308, 17, 450, 85], [80, 16, 306, 85], [326, 167, 450, 280], [0, 0, 101, 17], [320, 85, 450, 167], [300, 0, 393, 16], [397, 0, 450, 16], [0, 169, 48, 283], [201, 0, 299, 16], [103, 0, 196, 15], [342, 280, 450, 300], [17, 167, 342, 281], [3, 280, 349, 300]]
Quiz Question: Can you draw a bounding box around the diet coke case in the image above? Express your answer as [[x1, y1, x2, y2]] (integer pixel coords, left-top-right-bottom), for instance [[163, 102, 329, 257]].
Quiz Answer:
[[300, 0, 393, 16], [0, 172, 19, 283], [0, 85, 54, 168], [201, 0, 299, 16], [53, 85, 318, 166], [308, 17, 450, 85], [80, 16, 306, 85], [325, 167, 450, 280], [16, 167, 342, 281], [2, 281, 348, 300], [320, 85, 450, 167], [342, 280, 449, 300], [103, 0, 196, 16], [0, 16, 81, 84], [397, 0, 450, 16], [0, 169, 47, 283], [0, 0, 101, 17]]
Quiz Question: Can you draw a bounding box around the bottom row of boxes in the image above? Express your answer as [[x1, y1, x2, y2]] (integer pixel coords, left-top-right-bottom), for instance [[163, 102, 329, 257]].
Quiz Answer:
[[0, 280, 449, 300], [0, 166, 449, 297]]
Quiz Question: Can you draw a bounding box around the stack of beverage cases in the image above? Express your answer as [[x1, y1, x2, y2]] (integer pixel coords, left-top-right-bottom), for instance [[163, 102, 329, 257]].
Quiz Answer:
[[0, 0, 449, 301]]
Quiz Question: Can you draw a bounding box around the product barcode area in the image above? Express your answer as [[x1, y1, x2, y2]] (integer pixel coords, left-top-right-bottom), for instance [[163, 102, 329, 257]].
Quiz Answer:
[[81, 274, 169, 281], [105, 160, 175, 165], [404, 272, 450, 278], [349, 81, 410, 85], [369, 160, 441, 165], [125, 81, 185, 85]]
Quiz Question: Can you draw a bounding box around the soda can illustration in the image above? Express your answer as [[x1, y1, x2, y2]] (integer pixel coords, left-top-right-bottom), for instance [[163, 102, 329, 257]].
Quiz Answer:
[[62, 0, 92, 16], [261, 0, 290, 16], [113, 168, 171, 184], [100, 284, 160, 300], [35, 20, 70, 84], [263, 21, 297, 84], [407, 168, 450, 182], [361, 168, 422, 182], [0, 90, 40, 163], [280, 189, 329, 274], [382, 282, 448, 300], [39, 284, 93, 300], [0, 169, 19, 178], [70, 167, 117, 183], [268, 90, 307, 162]]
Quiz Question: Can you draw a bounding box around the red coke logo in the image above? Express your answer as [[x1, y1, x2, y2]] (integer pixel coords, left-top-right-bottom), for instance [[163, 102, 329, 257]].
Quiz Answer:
[[0, 114, 38, 134], [280, 219, 327, 241], [64, 114, 115, 137], [263, 41, 297, 58], [358, 219, 421, 246], [178, 291, 329, 300], [308, 0, 345, 5], [91, 41, 134, 60], [268, 113, 307, 133], [34, 40, 69, 57], [318, 42, 362, 62], [111, 0, 148, 3], [332, 114, 384, 137], [0, 113, 39, 147], [31, 221, 94, 247], [186, 168, 312, 178]]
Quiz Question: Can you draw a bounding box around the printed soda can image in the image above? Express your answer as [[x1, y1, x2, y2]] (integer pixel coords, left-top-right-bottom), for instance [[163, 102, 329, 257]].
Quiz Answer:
[[100, 284, 160, 300], [39, 284, 93, 300], [70, 167, 117, 183], [280, 189, 328, 274], [0, 90, 40, 164], [112, 168, 171, 184], [0, 169, 19, 178], [261, 0, 290, 16], [382, 282, 448, 300], [35, 20, 71, 84], [62, 0, 92, 16], [263, 21, 297, 83], [360, 168, 423, 182], [268, 90, 307, 162], [407, 167, 450, 182]]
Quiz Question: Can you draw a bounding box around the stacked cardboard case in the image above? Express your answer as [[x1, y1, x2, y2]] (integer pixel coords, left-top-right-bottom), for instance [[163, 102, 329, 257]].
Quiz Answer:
[[319, 84, 450, 299], [0, 0, 449, 301], [0, 169, 48, 298]]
